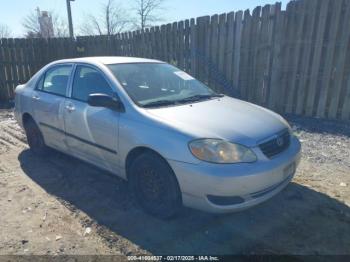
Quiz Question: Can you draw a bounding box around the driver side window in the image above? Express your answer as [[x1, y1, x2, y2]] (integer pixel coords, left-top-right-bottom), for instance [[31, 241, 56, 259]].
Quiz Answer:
[[72, 65, 114, 102]]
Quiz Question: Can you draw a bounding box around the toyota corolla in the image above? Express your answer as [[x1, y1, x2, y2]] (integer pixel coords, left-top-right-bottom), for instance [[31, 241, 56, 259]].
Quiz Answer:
[[14, 57, 301, 218]]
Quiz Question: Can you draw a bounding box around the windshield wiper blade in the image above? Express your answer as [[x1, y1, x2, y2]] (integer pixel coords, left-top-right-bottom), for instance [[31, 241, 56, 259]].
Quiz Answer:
[[142, 100, 177, 108], [178, 94, 224, 103]]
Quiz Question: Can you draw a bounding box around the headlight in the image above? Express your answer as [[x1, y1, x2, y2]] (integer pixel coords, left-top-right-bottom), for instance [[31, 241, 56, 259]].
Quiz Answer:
[[189, 139, 257, 164]]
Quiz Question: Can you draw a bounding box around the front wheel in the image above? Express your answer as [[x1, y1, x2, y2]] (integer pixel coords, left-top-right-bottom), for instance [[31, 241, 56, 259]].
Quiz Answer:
[[129, 152, 182, 219]]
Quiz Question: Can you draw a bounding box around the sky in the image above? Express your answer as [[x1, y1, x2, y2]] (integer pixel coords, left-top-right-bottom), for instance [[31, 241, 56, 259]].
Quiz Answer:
[[0, 0, 290, 37]]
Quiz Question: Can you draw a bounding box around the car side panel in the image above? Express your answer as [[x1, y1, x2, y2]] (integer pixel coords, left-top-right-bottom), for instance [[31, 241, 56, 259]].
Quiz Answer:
[[31, 90, 68, 152], [63, 98, 120, 173]]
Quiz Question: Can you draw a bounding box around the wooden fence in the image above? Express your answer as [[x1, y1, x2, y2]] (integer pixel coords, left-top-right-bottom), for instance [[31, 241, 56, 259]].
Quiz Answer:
[[1, 0, 350, 120]]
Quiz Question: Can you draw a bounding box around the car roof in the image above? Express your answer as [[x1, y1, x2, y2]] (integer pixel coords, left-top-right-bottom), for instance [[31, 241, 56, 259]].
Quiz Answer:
[[52, 56, 163, 66]]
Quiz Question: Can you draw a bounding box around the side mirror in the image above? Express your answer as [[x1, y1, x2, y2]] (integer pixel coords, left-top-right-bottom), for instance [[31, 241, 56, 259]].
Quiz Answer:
[[87, 93, 124, 112]]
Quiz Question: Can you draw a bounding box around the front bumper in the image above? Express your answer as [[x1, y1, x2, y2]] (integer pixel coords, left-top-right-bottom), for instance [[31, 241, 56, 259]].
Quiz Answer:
[[168, 136, 301, 213]]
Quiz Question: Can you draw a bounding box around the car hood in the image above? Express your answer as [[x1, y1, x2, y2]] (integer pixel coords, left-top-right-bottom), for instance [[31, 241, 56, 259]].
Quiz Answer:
[[145, 96, 289, 147]]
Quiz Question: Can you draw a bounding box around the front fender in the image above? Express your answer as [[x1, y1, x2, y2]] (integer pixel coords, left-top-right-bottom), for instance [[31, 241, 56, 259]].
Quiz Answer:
[[118, 114, 200, 171]]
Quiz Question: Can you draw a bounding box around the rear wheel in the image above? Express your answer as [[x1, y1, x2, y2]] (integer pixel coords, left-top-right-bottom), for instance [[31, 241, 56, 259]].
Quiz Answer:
[[24, 119, 49, 156], [129, 152, 182, 219]]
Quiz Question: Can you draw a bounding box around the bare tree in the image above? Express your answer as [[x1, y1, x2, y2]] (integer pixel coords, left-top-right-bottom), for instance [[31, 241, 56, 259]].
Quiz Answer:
[[22, 10, 68, 38], [0, 24, 11, 38], [52, 15, 69, 37], [132, 0, 165, 30], [22, 11, 41, 37], [79, 0, 132, 36]]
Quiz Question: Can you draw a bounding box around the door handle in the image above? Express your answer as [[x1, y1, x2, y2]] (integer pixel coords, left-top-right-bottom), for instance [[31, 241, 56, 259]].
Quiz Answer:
[[32, 95, 40, 100], [65, 105, 75, 112]]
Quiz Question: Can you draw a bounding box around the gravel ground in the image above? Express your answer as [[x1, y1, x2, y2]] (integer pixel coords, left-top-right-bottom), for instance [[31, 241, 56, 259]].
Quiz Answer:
[[288, 115, 350, 168], [0, 109, 349, 256]]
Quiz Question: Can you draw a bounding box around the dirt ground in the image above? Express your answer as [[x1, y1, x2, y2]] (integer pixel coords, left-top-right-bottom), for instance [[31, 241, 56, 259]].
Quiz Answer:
[[0, 109, 349, 256]]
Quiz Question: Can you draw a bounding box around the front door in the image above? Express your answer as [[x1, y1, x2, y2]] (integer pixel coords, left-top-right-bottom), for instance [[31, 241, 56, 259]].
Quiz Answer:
[[63, 65, 119, 172]]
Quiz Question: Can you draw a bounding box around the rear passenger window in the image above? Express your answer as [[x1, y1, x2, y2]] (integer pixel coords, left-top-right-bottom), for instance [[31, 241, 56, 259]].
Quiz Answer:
[[41, 65, 72, 96], [72, 66, 114, 102]]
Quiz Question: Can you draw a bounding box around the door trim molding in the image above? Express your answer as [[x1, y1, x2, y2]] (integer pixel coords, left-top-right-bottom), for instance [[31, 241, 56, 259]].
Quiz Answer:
[[39, 122, 117, 155]]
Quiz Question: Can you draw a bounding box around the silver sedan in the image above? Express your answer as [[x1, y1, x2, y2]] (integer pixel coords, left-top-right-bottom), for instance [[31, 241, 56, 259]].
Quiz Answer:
[[14, 57, 301, 218]]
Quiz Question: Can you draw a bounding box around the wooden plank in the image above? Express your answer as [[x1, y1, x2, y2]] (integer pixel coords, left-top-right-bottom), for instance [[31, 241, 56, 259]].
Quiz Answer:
[[129, 31, 134, 56], [232, 11, 243, 93], [184, 19, 190, 72], [285, 0, 308, 113], [177, 21, 185, 70], [19, 38, 29, 83], [166, 23, 172, 62], [15, 39, 25, 85], [145, 28, 150, 58], [120, 33, 125, 56], [3, 39, 12, 99], [146, 29, 151, 57], [328, 1, 350, 118], [9, 38, 18, 95], [132, 31, 137, 56], [295, 0, 319, 115], [21, 38, 30, 81], [258, 5, 270, 104], [160, 24, 167, 61], [150, 27, 155, 58], [22, 38, 31, 81], [239, 10, 252, 99], [116, 34, 122, 56], [10, 38, 18, 97], [108, 35, 113, 55], [154, 26, 161, 60], [218, 13, 227, 93], [196, 16, 205, 82], [268, 4, 285, 110], [109, 35, 116, 56], [316, 0, 343, 117], [129, 32, 134, 56], [26, 39, 35, 76], [172, 22, 178, 65], [225, 11, 235, 93], [305, 0, 330, 116], [278, 1, 298, 112], [203, 16, 210, 85], [0, 39, 7, 101], [190, 18, 197, 77], [3, 39, 12, 100], [341, 75, 350, 120], [247, 6, 261, 103], [208, 14, 218, 89], [119, 34, 123, 56], [121, 33, 126, 56]]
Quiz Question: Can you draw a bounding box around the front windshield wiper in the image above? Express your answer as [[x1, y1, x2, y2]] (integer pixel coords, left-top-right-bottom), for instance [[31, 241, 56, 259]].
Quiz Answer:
[[177, 93, 224, 103], [142, 100, 178, 108]]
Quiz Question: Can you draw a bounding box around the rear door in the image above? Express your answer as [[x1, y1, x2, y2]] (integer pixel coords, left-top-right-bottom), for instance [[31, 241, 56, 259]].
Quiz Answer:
[[31, 64, 73, 151], [63, 64, 119, 172]]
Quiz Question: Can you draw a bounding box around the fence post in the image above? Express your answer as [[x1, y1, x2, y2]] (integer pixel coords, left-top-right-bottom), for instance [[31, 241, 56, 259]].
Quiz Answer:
[[328, 0, 350, 119]]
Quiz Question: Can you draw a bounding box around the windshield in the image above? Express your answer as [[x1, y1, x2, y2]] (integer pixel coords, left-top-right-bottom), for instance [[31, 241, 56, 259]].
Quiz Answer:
[[108, 63, 221, 107]]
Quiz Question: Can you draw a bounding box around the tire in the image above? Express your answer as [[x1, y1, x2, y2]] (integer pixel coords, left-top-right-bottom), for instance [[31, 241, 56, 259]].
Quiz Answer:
[[24, 119, 49, 156], [129, 152, 182, 219]]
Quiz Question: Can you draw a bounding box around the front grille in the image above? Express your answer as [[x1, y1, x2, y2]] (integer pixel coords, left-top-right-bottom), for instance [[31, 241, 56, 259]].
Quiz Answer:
[[259, 130, 290, 158]]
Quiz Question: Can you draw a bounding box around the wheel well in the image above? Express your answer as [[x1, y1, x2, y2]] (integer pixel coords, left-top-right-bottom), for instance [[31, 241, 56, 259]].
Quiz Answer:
[[125, 146, 183, 207], [22, 113, 34, 127], [125, 147, 166, 180]]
